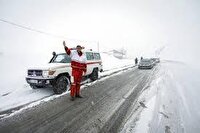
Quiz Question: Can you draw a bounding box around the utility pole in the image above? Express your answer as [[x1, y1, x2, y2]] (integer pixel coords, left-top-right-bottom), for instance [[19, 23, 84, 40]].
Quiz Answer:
[[97, 41, 100, 52]]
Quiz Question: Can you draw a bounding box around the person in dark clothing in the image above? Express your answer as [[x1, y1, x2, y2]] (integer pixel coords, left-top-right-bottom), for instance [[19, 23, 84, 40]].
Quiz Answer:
[[135, 58, 138, 65]]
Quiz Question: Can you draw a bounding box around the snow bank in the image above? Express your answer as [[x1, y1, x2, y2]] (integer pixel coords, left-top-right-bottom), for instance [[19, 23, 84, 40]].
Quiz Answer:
[[134, 96, 156, 133]]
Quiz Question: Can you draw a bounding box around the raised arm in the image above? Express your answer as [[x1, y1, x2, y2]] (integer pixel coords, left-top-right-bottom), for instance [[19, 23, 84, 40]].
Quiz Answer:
[[63, 41, 71, 55]]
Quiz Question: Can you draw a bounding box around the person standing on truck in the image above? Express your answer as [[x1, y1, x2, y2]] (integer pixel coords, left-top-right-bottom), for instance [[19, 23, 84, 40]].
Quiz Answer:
[[63, 41, 87, 101]]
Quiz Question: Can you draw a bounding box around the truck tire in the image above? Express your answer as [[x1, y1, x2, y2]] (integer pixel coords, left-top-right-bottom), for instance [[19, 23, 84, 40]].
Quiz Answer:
[[53, 75, 70, 94], [90, 68, 98, 81]]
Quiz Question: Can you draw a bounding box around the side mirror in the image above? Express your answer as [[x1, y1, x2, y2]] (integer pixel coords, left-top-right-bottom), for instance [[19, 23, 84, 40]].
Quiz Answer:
[[52, 51, 56, 56]]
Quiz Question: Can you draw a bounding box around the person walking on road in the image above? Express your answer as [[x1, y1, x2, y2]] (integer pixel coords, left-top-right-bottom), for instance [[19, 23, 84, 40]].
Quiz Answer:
[[63, 41, 87, 101], [135, 57, 138, 65]]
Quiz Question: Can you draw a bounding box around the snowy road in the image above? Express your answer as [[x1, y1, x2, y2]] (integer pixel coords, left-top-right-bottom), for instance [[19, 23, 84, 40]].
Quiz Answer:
[[120, 61, 200, 133], [1, 62, 199, 133], [0, 64, 158, 133]]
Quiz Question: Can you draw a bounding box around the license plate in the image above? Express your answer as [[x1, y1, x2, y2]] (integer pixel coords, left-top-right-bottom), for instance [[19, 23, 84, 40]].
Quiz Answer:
[[29, 79, 38, 84]]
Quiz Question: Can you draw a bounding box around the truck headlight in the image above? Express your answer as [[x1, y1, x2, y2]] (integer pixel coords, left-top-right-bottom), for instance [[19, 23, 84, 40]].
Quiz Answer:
[[42, 70, 49, 78], [42, 70, 56, 78]]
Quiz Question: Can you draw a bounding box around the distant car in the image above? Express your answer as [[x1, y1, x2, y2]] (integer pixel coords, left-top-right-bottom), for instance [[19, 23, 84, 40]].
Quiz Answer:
[[138, 59, 154, 69], [26, 50, 103, 94]]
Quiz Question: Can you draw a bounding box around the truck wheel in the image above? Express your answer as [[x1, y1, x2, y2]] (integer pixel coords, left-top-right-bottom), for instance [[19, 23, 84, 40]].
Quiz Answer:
[[53, 75, 70, 94], [90, 68, 98, 81]]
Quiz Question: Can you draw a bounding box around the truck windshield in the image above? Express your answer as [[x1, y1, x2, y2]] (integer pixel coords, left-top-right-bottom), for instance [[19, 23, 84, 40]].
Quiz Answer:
[[141, 59, 151, 62], [51, 54, 71, 63]]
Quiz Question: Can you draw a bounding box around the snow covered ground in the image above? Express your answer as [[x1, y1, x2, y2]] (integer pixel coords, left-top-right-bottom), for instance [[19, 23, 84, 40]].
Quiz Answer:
[[0, 53, 134, 114], [120, 61, 200, 133]]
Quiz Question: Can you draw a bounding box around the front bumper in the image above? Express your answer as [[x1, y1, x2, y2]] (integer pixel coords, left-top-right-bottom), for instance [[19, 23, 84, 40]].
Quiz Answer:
[[138, 65, 153, 69], [26, 77, 55, 86]]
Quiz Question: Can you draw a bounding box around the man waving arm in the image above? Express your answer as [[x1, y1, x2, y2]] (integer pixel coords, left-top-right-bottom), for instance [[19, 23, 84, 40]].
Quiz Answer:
[[63, 41, 71, 55]]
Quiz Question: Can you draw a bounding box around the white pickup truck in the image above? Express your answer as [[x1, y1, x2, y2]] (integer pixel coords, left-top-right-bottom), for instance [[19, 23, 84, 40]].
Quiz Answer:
[[26, 50, 103, 94]]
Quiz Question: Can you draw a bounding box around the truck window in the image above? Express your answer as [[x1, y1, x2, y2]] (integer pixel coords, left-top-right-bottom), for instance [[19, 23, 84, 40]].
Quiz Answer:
[[86, 52, 94, 60], [51, 54, 71, 63], [94, 53, 101, 60]]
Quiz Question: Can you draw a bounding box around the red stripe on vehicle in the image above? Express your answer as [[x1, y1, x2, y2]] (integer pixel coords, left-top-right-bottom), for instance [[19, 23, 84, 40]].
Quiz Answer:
[[87, 61, 102, 65]]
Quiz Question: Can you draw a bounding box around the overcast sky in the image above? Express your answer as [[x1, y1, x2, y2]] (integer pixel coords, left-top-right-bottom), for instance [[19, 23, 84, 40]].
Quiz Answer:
[[0, 0, 200, 67]]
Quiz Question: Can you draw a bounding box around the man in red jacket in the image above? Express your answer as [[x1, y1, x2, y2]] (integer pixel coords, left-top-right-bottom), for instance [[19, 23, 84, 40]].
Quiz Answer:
[[63, 41, 87, 101]]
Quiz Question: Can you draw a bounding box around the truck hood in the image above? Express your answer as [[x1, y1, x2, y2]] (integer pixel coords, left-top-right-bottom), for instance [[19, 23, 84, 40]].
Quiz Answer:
[[28, 63, 71, 70]]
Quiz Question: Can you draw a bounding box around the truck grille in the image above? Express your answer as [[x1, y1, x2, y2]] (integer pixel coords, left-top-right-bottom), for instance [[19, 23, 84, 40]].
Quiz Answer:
[[28, 70, 42, 76]]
